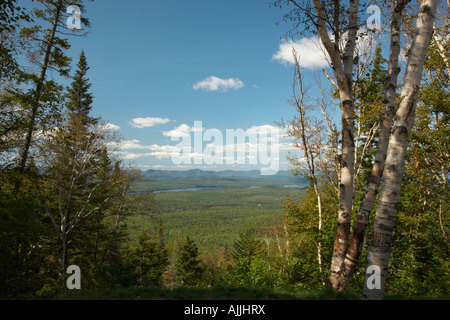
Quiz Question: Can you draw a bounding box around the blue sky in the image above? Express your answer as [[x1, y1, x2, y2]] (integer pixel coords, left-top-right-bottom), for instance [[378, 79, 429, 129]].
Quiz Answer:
[[21, 0, 341, 172]]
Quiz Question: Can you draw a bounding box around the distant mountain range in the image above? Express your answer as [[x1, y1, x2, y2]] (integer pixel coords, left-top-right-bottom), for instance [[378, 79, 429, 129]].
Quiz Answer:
[[131, 169, 309, 193]]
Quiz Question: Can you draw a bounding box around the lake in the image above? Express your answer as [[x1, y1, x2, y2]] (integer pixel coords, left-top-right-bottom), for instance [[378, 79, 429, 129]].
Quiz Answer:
[[153, 185, 303, 193]]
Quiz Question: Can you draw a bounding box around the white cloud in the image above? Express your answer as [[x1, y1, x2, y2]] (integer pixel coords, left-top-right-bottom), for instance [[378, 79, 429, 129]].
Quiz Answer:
[[272, 37, 329, 68], [118, 139, 177, 152], [162, 123, 203, 139], [273, 27, 387, 70], [119, 139, 148, 149], [117, 123, 294, 168], [193, 76, 244, 92], [118, 144, 177, 160], [246, 124, 287, 136], [129, 117, 172, 128]]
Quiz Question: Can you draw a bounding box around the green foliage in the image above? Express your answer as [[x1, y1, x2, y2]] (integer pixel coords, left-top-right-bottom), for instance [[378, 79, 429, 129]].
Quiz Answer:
[[0, 0, 448, 300], [384, 40, 449, 296], [0, 0, 32, 80], [176, 236, 205, 286], [230, 228, 264, 263], [124, 229, 169, 287], [127, 186, 305, 253], [66, 50, 96, 125], [0, 180, 52, 298], [228, 228, 266, 287], [284, 182, 338, 289]]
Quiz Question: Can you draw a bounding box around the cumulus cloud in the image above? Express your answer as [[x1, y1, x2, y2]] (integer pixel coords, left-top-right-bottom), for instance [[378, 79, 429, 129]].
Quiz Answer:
[[118, 139, 176, 152], [162, 123, 204, 139], [117, 140, 178, 160], [246, 124, 287, 137], [273, 27, 386, 70], [272, 37, 329, 68], [193, 76, 244, 92], [118, 123, 294, 168], [129, 117, 172, 128]]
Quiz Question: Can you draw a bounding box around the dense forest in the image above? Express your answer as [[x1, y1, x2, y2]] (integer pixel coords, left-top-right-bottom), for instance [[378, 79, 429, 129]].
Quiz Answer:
[[0, 0, 448, 300]]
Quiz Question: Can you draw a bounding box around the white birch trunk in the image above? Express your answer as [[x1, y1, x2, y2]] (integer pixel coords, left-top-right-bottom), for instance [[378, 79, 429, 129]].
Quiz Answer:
[[311, 0, 359, 290], [341, 0, 409, 289], [363, 0, 438, 300]]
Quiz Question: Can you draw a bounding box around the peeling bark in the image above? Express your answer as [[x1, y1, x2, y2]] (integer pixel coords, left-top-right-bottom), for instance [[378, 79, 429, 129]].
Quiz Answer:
[[363, 0, 438, 300], [310, 0, 359, 290], [341, 1, 407, 289]]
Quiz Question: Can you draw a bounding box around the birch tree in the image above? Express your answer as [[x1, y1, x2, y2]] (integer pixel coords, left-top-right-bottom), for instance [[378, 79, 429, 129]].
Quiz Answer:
[[340, 1, 409, 287], [273, 0, 361, 289], [274, 0, 439, 294], [363, 0, 439, 299]]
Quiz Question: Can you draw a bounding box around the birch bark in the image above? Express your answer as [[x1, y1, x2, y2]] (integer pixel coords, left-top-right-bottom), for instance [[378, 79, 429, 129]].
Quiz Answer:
[[311, 0, 359, 290], [363, 0, 438, 300], [340, 0, 410, 290]]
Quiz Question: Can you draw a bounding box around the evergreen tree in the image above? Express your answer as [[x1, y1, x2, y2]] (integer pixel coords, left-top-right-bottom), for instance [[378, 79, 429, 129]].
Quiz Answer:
[[230, 228, 264, 267], [176, 236, 204, 286], [132, 229, 169, 287], [39, 111, 134, 292], [228, 228, 267, 287], [66, 50, 96, 125], [15, 0, 91, 180]]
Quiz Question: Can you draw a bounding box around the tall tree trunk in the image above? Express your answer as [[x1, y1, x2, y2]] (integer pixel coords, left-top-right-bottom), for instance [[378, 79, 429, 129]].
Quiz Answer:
[[340, 0, 410, 290], [17, 1, 63, 176], [363, 0, 438, 300], [292, 50, 326, 286], [60, 220, 68, 276], [310, 0, 359, 290]]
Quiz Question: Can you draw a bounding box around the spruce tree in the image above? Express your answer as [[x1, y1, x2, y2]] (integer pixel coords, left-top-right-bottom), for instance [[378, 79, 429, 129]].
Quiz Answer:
[[176, 236, 204, 286], [230, 228, 264, 265], [66, 50, 96, 124], [133, 229, 169, 287]]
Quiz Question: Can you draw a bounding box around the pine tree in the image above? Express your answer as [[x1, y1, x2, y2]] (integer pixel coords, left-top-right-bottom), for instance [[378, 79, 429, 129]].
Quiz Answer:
[[176, 236, 204, 286]]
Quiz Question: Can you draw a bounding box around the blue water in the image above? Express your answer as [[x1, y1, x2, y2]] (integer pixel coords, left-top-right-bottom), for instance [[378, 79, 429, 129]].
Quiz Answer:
[[153, 185, 302, 193]]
